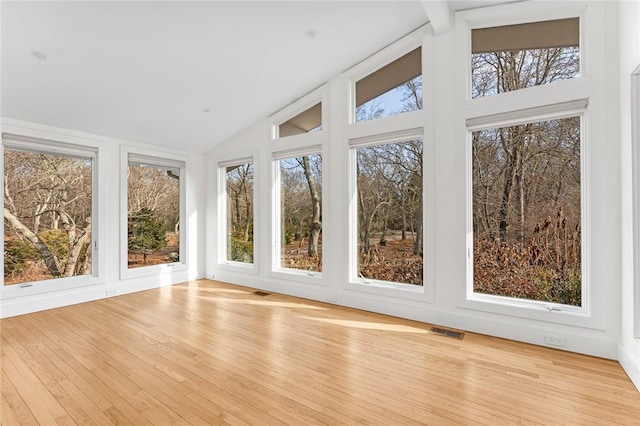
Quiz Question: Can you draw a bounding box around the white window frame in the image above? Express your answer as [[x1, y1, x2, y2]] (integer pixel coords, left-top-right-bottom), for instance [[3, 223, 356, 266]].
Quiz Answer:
[[632, 65, 640, 339], [457, 2, 588, 103], [348, 128, 428, 300], [465, 103, 589, 314], [457, 1, 609, 329], [346, 27, 425, 133], [217, 156, 257, 273], [271, 145, 324, 283], [1, 133, 102, 297], [268, 87, 328, 284], [120, 148, 187, 280], [342, 25, 434, 303]]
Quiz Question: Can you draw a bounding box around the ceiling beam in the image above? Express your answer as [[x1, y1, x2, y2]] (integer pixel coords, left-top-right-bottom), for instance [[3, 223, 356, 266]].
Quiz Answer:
[[421, 1, 452, 35]]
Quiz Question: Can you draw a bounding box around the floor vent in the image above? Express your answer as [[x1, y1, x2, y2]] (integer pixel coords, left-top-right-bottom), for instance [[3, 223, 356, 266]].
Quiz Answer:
[[253, 291, 271, 297], [429, 327, 465, 340]]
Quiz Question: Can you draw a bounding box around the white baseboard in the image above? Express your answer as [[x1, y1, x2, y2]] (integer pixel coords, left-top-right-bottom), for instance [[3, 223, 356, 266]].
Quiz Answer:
[[213, 271, 619, 360], [619, 342, 640, 391], [1, 271, 198, 318]]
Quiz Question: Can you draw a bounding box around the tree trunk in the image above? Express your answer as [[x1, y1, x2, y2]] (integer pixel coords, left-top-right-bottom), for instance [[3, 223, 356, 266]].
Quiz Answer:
[[516, 162, 525, 244], [498, 127, 522, 242], [301, 156, 321, 257], [413, 196, 423, 256], [63, 219, 92, 277], [358, 190, 371, 253], [4, 208, 62, 276], [400, 190, 407, 240], [243, 181, 252, 242]]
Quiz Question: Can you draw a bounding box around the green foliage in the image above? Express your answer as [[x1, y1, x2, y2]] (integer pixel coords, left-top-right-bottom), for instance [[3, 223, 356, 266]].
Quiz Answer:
[[229, 237, 253, 263], [4, 239, 39, 277], [128, 208, 167, 259], [39, 230, 69, 259], [553, 268, 582, 306], [284, 229, 293, 246]]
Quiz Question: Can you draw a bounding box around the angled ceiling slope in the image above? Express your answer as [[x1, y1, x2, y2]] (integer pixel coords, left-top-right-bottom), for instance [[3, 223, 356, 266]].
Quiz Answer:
[[1, 1, 516, 153]]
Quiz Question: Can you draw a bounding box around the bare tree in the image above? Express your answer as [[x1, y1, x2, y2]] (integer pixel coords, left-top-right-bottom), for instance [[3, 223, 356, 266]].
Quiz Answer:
[[226, 163, 254, 262], [300, 156, 321, 258], [4, 150, 93, 280]]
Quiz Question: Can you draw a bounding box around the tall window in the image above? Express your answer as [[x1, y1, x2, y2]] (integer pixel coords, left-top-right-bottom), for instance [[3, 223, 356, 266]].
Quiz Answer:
[[352, 134, 423, 286], [224, 161, 254, 264], [471, 18, 580, 98], [355, 47, 422, 122], [472, 117, 582, 306], [3, 136, 95, 285], [274, 151, 322, 273], [127, 156, 182, 269], [465, 12, 586, 309]]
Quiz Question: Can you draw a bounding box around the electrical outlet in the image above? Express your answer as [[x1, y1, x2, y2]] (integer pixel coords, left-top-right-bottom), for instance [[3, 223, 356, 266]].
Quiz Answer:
[[328, 295, 337, 303], [106, 288, 117, 297], [544, 335, 567, 347]]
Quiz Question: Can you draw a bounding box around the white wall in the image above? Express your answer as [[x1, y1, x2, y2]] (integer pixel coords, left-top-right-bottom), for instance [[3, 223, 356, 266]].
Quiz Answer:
[[0, 118, 206, 318], [619, 0, 640, 392], [206, 1, 627, 364]]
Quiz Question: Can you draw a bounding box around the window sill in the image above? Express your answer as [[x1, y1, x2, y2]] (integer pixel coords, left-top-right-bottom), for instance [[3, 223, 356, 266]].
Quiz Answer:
[[460, 294, 604, 331], [120, 262, 188, 281], [1, 275, 105, 299], [269, 269, 325, 286], [217, 261, 257, 275], [345, 278, 430, 302]]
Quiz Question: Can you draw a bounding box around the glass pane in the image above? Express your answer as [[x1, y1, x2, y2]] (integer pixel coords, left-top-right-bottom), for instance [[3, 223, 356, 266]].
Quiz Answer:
[[472, 117, 581, 306], [356, 76, 422, 122], [279, 154, 322, 272], [355, 47, 422, 122], [472, 18, 580, 98], [355, 137, 423, 285], [226, 162, 254, 263], [127, 163, 180, 268], [4, 149, 93, 284]]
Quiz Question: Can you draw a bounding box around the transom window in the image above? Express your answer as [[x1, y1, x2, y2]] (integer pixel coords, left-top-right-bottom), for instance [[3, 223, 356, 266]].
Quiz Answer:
[[471, 18, 580, 98], [278, 103, 322, 138], [355, 47, 422, 122]]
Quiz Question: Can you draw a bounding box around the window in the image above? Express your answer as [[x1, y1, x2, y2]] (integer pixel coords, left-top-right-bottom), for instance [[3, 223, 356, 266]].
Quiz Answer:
[[471, 18, 580, 98], [3, 135, 96, 285], [351, 133, 423, 286], [273, 150, 322, 273], [459, 4, 599, 319], [278, 103, 322, 138], [355, 47, 422, 122], [471, 116, 582, 306], [223, 160, 254, 264], [127, 155, 183, 269]]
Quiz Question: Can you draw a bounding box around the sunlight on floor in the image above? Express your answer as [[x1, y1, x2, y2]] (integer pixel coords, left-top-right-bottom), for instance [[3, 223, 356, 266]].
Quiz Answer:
[[298, 316, 430, 333], [221, 299, 328, 310]]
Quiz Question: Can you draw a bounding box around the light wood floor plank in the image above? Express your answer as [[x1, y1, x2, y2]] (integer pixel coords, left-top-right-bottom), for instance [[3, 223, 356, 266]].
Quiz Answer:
[[2, 279, 639, 425], [0, 366, 38, 426]]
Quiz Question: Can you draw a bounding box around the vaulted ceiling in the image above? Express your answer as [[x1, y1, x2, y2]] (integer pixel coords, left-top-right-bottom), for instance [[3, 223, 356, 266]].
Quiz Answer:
[[1, 1, 514, 153]]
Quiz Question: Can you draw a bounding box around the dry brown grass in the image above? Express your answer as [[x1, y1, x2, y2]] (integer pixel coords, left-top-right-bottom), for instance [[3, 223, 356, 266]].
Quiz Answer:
[[474, 208, 581, 306]]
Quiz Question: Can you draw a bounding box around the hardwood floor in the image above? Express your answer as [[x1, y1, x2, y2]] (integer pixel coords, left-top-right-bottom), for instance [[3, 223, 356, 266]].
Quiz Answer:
[[1, 280, 639, 425]]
